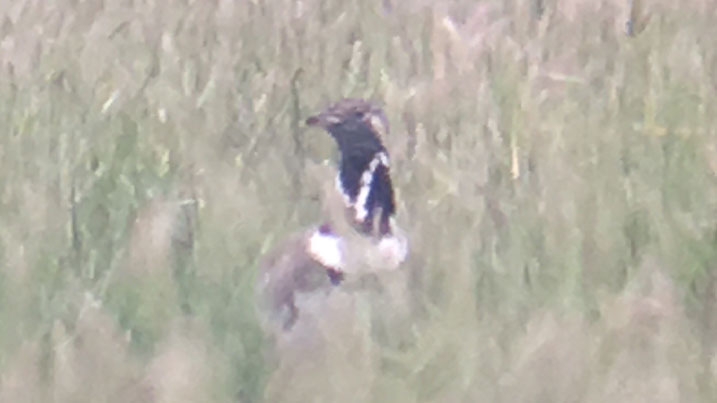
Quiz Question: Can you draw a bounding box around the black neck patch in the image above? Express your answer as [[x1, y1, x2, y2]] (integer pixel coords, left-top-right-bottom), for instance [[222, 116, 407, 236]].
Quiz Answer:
[[337, 151, 396, 237]]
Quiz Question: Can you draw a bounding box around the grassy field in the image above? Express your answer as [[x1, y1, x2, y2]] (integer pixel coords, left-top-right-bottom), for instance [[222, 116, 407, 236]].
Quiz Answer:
[[1, 0, 717, 401]]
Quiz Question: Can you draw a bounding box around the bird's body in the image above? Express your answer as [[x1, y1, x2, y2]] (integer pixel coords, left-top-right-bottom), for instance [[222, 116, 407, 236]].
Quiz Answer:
[[255, 225, 344, 333], [256, 98, 407, 337]]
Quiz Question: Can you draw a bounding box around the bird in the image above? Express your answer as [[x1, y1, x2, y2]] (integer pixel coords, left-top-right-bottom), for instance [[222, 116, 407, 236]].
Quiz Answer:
[[255, 98, 408, 337]]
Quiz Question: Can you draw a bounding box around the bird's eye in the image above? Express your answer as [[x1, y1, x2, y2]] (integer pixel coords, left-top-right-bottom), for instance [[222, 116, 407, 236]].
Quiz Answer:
[[354, 110, 365, 119]]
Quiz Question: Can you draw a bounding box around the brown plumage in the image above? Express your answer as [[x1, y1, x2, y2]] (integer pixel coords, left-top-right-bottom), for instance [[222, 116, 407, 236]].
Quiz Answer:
[[255, 226, 343, 334]]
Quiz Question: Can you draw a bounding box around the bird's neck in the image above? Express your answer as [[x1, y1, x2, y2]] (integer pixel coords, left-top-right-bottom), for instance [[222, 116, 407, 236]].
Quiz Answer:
[[336, 150, 396, 237]]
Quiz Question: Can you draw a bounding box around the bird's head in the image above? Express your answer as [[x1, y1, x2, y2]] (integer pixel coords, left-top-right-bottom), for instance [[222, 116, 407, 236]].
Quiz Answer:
[[306, 99, 396, 237], [305, 98, 389, 153]]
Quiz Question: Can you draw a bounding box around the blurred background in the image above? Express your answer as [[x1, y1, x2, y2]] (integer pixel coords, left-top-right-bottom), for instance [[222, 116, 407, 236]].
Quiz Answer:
[[1, 0, 717, 401]]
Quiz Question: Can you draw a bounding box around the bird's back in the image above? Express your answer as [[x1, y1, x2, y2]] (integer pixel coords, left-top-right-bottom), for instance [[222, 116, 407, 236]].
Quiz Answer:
[[255, 230, 337, 334]]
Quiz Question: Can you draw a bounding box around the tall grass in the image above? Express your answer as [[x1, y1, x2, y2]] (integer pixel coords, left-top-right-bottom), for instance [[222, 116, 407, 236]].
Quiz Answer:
[[1, 0, 716, 401]]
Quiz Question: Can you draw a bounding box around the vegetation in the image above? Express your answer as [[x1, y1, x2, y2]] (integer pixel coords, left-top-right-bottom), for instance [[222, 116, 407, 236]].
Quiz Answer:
[[1, 0, 716, 401]]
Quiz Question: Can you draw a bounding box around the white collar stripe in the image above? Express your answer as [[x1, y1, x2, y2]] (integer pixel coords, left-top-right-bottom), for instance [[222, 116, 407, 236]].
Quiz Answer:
[[353, 152, 389, 222]]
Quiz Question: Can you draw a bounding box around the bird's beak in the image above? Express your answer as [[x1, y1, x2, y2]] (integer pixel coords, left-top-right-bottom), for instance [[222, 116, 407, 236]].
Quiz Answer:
[[305, 112, 340, 128]]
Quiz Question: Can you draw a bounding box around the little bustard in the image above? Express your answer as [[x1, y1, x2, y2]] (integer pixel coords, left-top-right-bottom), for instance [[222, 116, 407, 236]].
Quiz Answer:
[[256, 98, 408, 336]]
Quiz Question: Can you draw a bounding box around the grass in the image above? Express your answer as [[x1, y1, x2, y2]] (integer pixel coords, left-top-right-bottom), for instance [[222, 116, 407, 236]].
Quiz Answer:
[[1, 0, 717, 401]]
